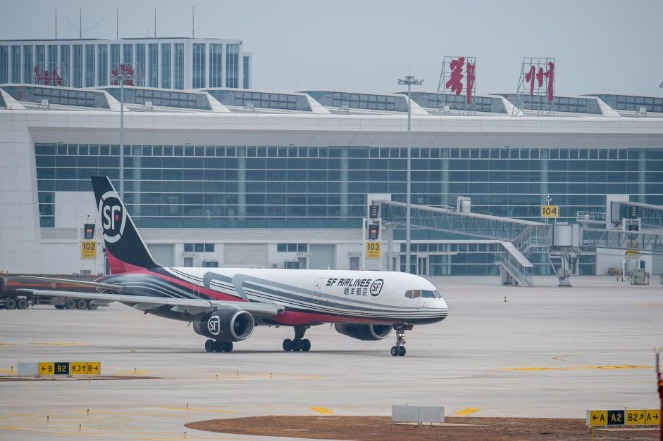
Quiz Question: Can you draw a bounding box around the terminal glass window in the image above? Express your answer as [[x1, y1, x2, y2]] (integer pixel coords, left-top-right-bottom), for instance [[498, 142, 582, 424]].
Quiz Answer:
[[84, 45, 95, 87], [243, 55, 250, 89], [193, 43, 206, 88], [209, 44, 222, 88], [226, 44, 239, 88], [23, 45, 33, 83], [59, 45, 70, 84], [160, 43, 171, 89], [0, 46, 8, 84], [48, 45, 58, 66], [33, 143, 663, 275], [135, 44, 146, 86], [174, 43, 184, 89], [110, 44, 120, 73], [35, 45, 45, 70], [123, 44, 133, 65], [148, 44, 158, 88], [11, 45, 20, 83], [72, 45, 82, 87], [97, 45, 108, 86]]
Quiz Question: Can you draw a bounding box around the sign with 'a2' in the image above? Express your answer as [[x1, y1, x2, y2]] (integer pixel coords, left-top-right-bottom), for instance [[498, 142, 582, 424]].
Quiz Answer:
[[587, 409, 660, 427]]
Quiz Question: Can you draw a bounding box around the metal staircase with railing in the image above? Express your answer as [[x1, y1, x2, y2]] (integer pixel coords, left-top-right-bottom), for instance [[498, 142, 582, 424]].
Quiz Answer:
[[379, 201, 551, 286]]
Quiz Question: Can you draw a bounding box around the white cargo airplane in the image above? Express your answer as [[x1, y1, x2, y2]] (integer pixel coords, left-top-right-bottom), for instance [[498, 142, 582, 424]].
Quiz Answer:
[[28, 177, 449, 356]]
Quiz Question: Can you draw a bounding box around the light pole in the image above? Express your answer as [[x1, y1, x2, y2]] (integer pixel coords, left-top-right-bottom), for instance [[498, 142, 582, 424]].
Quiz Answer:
[[110, 64, 135, 199], [397, 75, 423, 274]]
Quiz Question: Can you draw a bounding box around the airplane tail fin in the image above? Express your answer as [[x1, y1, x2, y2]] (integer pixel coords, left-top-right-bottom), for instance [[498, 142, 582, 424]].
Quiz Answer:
[[91, 176, 159, 274]]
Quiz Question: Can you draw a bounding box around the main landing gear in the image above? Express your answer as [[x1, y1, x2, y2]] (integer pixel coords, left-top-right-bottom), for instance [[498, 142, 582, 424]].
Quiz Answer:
[[390, 324, 412, 357], [204, 339, 234, 353], [282, 325, 311, 352]]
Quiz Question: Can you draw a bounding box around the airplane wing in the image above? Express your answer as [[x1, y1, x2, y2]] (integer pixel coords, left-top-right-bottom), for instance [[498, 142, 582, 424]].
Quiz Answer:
[[6, 275, 124, 292], [23, 289, 285, 318]]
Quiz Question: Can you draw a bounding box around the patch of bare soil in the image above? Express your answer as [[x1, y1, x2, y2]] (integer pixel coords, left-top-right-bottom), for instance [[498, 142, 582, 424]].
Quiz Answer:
[[186, 416, 659, 441]]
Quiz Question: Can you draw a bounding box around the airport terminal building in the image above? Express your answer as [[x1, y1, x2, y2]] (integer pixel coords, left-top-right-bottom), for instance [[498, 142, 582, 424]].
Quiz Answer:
[[1, 40, 662, 276]]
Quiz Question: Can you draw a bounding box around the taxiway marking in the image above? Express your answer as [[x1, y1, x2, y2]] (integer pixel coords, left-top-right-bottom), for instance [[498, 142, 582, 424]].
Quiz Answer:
[[499, 365, 651, 371], [453, 408, 480, 416]]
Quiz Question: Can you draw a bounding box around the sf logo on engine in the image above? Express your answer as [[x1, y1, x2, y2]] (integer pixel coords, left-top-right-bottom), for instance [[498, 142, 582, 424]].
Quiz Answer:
[[98, 191, 126, 243], [370, 279, 384, 296], [207, 315, 221, 336]]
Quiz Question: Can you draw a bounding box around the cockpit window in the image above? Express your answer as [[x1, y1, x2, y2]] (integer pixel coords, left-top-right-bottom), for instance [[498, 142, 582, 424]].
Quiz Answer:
[[405, 289, 441, 299], [421, 290, 442, 299], [404, 289, 421, 299]]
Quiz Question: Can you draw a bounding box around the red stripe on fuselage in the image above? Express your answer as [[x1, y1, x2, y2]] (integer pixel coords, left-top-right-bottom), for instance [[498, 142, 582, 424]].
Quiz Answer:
[[102, 254, 241, 302], [149, 270, 241, 302], [271, 310, 394, 326]]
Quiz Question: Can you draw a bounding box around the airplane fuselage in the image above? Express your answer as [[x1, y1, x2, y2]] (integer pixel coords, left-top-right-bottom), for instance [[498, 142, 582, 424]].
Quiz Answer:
[[98, 267, 449, 326]]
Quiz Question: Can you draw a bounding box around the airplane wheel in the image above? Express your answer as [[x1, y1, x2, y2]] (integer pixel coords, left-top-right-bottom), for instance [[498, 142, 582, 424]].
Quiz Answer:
[[65, 298, 77, 309], [291, 339, 302, 352], [223, 342, 234, 353], [77, 299, 88, 310], [88, 302, 98, 310], [204, 339, 215, 353], [213, 340, 225, 352], [301, 339, 311, 352], [17, 298, 29, 309], [390, 346, 398, 356], [399, 346, 406, 357], [282, 338, 293, 352], [5, 298, 17, 310]]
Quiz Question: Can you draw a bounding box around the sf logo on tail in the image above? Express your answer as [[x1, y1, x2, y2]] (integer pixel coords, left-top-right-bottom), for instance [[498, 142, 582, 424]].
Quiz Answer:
[[99, 191, 126, 243]]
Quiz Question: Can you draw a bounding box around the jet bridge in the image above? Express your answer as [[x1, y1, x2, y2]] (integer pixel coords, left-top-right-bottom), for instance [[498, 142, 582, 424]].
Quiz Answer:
[[610, 201, 663, 229], [378, 198, 663, 285], [378, 201, 551, 286]]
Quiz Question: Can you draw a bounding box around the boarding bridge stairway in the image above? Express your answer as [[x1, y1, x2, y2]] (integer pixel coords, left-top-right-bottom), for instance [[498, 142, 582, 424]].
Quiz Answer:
[[379, 201, 552, 286]]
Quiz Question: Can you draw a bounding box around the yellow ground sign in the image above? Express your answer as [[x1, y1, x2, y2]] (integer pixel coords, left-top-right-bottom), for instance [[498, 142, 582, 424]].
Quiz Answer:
[[81, 240, 97, 259], [625, 409, 646, 425], [37, 361, 101, 376], [588, 409, 660, 427], [38, 362, 54, 376], [70, 361, 101, 375], [366, 241, 381, 259], [540, 205, 560, 218], [644, 409, 660, 426]]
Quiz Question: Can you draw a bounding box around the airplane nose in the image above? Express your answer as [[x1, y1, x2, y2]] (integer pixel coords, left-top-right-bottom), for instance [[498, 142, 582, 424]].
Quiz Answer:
[[434, 299, 449, 316]]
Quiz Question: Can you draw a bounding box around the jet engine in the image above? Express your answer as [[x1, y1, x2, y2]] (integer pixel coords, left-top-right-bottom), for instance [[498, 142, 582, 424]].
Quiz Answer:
[[334, 323, 392, 341], [193, 309, 255, 342]]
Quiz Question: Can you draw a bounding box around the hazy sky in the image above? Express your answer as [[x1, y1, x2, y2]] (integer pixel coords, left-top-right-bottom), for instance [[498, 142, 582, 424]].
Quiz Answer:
[[3, 0, 662, 97]]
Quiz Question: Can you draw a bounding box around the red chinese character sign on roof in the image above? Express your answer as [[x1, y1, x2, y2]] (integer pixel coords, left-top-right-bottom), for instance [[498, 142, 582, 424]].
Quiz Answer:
[[513, 57, 556, 115], [445, 57, 465, 95], [33, 63, 67, 87], [437, 56, 477, 111], [110, 64, 136, 86], [521, 58, 555, 103]]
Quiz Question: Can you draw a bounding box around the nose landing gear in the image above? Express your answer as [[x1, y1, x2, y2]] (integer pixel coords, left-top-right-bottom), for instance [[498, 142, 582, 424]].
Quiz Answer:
[[390, 324, 412, 356], [283, 325, 311, 352]]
